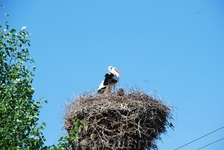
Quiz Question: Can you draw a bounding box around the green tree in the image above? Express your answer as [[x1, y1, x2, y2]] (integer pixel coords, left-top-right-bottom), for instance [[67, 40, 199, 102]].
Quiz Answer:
[[0, 10, 47, 149], [0, 7, 85, 150]]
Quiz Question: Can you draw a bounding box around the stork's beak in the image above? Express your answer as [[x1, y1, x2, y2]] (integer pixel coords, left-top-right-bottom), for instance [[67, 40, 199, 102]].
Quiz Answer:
[[116, 70, 122, 74]]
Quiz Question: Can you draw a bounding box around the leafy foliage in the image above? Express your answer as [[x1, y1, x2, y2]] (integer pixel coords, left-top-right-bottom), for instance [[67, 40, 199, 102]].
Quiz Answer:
[[43, 119, 85, 150], [49, 119, 86, 150], [58, 119, 86, 149], [0, 7, 85, 150], [0, 10, 47, 149]]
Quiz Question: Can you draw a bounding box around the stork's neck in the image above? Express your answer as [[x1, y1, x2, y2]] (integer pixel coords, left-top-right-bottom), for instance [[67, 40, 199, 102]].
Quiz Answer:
[[110, 70, 120, 77], [111, 72, 120, 82]]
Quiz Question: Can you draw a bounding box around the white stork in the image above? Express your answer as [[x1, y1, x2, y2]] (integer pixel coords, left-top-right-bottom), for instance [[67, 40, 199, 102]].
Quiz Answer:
[[98, 66, 122, 94]]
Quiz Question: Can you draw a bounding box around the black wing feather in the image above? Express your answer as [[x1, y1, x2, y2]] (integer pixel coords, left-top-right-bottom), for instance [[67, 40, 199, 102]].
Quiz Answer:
[[104, 73, 117, 85]]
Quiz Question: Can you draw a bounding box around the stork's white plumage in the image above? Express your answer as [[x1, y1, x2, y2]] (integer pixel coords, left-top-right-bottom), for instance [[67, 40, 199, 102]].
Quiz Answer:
[[98, 66, 122, 94]]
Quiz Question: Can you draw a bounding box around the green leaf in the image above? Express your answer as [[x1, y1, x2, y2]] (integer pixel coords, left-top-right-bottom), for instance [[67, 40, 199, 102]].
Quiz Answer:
[[10, 29, 16, 33], [42, 122, 46, 127]]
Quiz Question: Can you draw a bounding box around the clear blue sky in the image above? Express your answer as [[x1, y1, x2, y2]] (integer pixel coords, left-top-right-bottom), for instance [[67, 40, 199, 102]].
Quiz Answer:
[[1, 1, 224, 149]]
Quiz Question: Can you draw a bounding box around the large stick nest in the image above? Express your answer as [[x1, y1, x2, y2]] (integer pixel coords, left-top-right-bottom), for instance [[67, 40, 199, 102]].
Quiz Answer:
[[64, 88, 173, 150]]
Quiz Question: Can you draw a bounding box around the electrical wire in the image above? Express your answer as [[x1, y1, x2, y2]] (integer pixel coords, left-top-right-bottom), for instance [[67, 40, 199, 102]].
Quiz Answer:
[[174, 126, 224, 150], [196, 137, 224, 150]]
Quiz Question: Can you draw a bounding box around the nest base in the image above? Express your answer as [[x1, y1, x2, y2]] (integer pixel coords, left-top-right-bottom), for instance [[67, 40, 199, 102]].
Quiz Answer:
[[64, 88, 173, 150]]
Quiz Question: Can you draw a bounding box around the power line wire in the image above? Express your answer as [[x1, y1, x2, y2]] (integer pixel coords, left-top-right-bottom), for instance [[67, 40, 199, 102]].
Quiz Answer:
[[196, 137, 224, 150], [174, 126, 224, 150]]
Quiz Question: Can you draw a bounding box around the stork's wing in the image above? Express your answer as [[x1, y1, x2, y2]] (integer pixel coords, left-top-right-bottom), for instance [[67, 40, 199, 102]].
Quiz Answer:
[[98, 87, 106, 94], [98, 80, 107, 94], [104, 73, 117, 85]]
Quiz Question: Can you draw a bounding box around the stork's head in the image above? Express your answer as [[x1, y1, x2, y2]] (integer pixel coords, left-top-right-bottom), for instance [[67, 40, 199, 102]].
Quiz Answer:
[[108, 66, 122, 76]]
